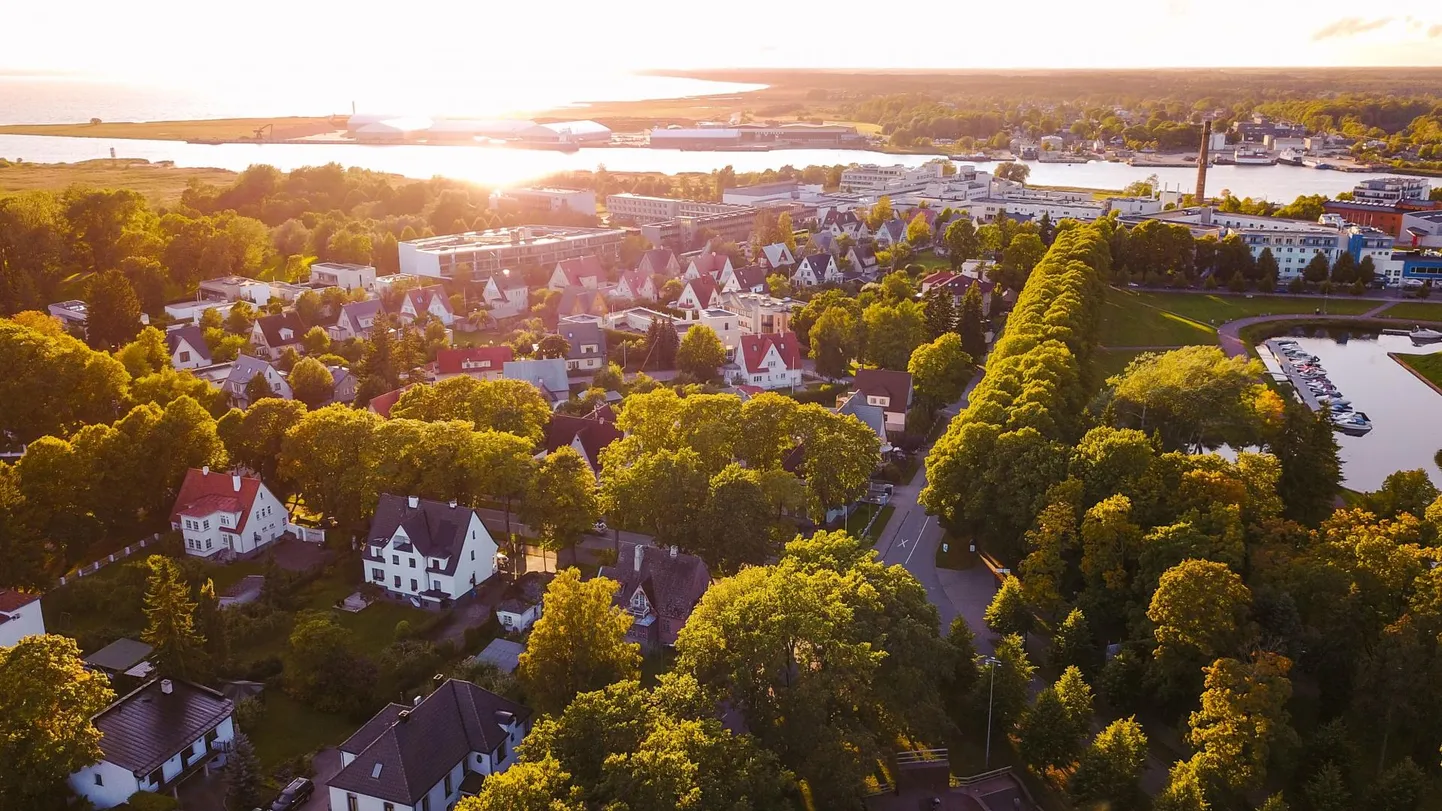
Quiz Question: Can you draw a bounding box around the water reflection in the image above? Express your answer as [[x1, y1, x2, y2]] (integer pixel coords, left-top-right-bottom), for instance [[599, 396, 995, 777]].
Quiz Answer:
[[1256, 328, 1442, 491]]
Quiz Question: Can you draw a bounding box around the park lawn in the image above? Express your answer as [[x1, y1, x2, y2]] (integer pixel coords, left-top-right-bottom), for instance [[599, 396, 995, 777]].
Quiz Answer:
[[912, 252, 952, 271], [1394, 352, 1442, 389], [1094, 348, 1149, 382], [1132, 291, 1377, 324], [1380, 301, 1442, 322], [246, 691, 359, 770], [1099, 290, 1216, 348]]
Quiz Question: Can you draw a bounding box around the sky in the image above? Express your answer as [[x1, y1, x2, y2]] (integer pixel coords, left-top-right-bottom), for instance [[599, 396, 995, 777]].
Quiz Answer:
[[6, 0, 1442, 80]]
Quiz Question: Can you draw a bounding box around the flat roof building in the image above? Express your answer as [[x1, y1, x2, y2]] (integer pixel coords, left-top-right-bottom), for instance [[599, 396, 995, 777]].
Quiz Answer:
[[606, 194, 743, 224], [490, 187, 597, 216], [397, 226, 628, 280]]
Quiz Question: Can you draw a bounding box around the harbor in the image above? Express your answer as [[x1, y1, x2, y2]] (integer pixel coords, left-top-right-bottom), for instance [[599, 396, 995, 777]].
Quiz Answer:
[[1264, 338, 1373, 435]]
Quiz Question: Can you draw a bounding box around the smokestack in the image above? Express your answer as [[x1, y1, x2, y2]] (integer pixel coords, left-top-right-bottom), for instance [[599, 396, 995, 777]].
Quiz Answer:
[[1195, 120, 1211, 204]]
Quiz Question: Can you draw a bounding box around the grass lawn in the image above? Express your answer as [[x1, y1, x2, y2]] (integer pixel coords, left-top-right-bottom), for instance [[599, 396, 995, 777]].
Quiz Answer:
[[1094, 348, 1149, 382], [1099, 290, 1215, 348], [1129, 290, 1377, 324], [913, 252, 952, 271], [1380, 301, 1442, 322], [246, 691, 360, 770], [1394, 352, 1442, 389], [0, 159, 238, 206], [858, 504, 896, 543]]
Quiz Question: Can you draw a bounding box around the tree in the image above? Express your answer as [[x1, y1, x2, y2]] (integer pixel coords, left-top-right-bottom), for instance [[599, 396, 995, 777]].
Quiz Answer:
[[518, 568, 641, 715], [1069, 718, 1149, 811], [1149, 560, 1252, 696], [243, 371, 276, 404], [600, 446, 709, 550], [288, 356, 335, 408], [921, 287, 956, 338], [523, 447, 598, 564], [675, 324, 726, 380], [284, 611, 377, 716], [458, 756, 585, 811], [944, 218, 980, 265], [1106, 347, 1265, 452], [142, 554, 209, 681], [280, 405, 383, 530], [999, 233, 1047, 290], [696, 464, 774, 575], [644, 317, 679, 368], [957, 282, 987, 359], [1052, 607, 1099, 675], [908, 332, 972, 411], [116, 326, 170, 377], [301, 325, 330, 355], [224, 732, 264, 811], [1303, 252, 1331, 285], [85, 269, 143, 349], [1154, 757, 1210, 811], [1372, 756, 1425, 811], [537, 333, 571, 360], [1304, 762, 1350, 811], [1364, 468, 1440, 519], [1270, 401, 1342, 526], [809, 306, 859, 379], [1017, 687, 1077, 770], [1257, 248, 1280, 291], [995, 162, 1031, 184], [0, 635, 115, 809], [862, 300, 927, 370], [1187, 652, 1296, 792], [984, 574, 1032, 636], [977, 633, 1036, 732], [905, 211, 932, 245]]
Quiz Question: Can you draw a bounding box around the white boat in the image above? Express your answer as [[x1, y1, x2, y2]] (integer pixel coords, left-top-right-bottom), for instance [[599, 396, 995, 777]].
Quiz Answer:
[[1409, 327, 1442, 343], [1332, 411, 1373, 435]]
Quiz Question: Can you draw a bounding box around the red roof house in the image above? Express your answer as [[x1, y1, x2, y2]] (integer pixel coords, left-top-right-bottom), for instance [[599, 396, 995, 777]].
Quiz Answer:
[[170, 467, 288, 559]]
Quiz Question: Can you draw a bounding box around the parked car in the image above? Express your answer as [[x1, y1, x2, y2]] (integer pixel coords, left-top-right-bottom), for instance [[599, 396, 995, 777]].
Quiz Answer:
[[270, 777, 314, 811], [592, 519, 608, 533]]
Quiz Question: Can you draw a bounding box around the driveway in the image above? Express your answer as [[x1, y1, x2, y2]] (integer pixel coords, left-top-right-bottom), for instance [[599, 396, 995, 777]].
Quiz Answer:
[[299, 748, 341, 811]]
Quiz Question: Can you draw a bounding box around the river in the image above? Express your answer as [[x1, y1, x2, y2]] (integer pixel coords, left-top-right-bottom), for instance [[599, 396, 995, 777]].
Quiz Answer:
[[0, 133, 1404, 198], [1258, 331, 1442, 491]]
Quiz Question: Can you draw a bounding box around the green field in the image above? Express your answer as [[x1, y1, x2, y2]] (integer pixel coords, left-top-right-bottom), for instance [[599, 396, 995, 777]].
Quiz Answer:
[[246, 691, 360, 770], [1099, 291, 1216, 348], [1128, 291, 1378, 324], [1379, 301, 1442, 322], [1095, 348, 1150, 381], [1394, 352, 1442, 389]]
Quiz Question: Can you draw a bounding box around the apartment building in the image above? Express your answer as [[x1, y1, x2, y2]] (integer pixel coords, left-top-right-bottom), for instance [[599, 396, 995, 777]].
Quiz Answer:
[[309, 262, 378, 291], [1351, 177, 1431, 204], [606, 194, 742, 224], [398, 226, 627, 280], [718, 291, 795, 335], [640, 209, 756, 252], [839, 161, 948, 193], [1147, 208, 1394, 281], [490, 187, 597, 216]]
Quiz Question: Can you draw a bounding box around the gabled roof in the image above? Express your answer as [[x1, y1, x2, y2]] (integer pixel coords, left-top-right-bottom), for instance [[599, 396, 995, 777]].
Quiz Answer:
[[837, 393, 888, 443], [682, 275, 718, 306], [170, 468, 266, 535], [689, 252, 729, 275], [800, 253, 833, 271], [854, 368, 913, 410], [84, 638, 154, 674], [599, 544, 711, 646], [391, 285, 454, 319], [558, 321, 606, 360], [368, 386, 410, 418], [739, 331, 802, 374], [618, 270, 653, 298], [544, 413, 622, 468], [760, 243, 793, 267], [254, 312, 305, 348], [0, 588, 40, 614], [733, 265, 768, 291], [556, 287, 609, 319], [225, 354, 283, 397], [340, 299, 384, 333], [165, 326, 211, 363], [91, 679, 233, 775], [367, 494, 481, 573], [876, 219, 906, 241], [436, 346, 514, 376], [504, 359, 570, 400], [808, 231, 836, 254], [556, 255, 605, 286], [328, 679, 532, 806], [638, 248, 677, 274]]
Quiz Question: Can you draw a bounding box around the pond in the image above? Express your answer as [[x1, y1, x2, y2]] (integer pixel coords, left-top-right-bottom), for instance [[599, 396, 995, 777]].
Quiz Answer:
[[1257, 329, 1442, 492]]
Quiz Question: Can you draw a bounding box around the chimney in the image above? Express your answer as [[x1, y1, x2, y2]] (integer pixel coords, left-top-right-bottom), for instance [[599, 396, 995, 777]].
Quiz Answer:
[[633, 543, 644, 572], [397, 709, 410, 722], [449, 499, 457, 509], [232, 474, 242, 492], [160, 679, 173, 695], [412, 695, 422, 707], [202, 465, 209, 476], [669, 545, 678, 559], [408, 495, 419, 509], [1195, 120, 1211, 204]]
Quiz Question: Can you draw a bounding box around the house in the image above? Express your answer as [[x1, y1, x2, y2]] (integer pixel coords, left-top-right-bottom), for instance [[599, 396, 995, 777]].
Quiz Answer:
[[473, 638, 524, 674], [611, 269, 657, 302], [83, 638, 155, 680], [760, 243, 795, 269], [836, 393, 892, 454], [504, 359, 572, 406], [542, 410, 622, 474], [873, 219, 907, 248], [559, 320, 607, 373], [69, 679, 235, 810], [495, 574, 549, 633], [853, 368, 914, 435], [792, 253, 840, 287], [845, 245, 879, 278], [48, 299, 90, 332], [330, 300, 384, 341], [637, 248, 681, 278], [806, 231, 838, 256], [683, 251, 732, 281], [327, 679, 531, 811], [391, 285, 456, 327], [730, 264, 769, 294], [368, 386, 411, 419], [329, 366, 358, 404], [364, 494, 499, 607], [435, 346, 514, 382], [193, 354, 293, 407], [547, 255, 606, 291], [676, 276, 721, 310], [0, 588, 44, 648], [481, 276, 530, 321], [170, 467, 288, 560], [249, 312, 306, 357], [921, 271, 996, 312], [599, 543, 711, 651], [554, 287, 610, 321], [822, 209, 868, 240], [735, 331, 803, 390], [163, 326, 211, 371], [310, 262, 377, 291]]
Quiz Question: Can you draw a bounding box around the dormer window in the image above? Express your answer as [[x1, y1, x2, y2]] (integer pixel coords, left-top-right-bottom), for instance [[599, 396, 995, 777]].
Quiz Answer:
[[628, 588, 651, 616]]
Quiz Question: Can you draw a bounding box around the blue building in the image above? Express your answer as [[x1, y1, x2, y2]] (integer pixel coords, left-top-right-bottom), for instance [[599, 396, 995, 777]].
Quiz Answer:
[[1397, 251, 1442, 285]]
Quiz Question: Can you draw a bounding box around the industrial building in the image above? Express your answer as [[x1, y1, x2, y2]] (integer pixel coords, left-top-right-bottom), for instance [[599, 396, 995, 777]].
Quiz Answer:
[[344, 115, 611, 146], [398, 226, 628, 280]]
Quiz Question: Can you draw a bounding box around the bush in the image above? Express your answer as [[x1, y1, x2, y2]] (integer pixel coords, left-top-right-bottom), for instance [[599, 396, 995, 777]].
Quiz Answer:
[[233, 696, 266, 732], [118, 792, 180, 811]]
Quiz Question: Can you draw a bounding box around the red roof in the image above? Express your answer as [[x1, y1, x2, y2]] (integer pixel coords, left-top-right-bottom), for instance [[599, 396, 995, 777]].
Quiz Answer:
[[683, 276, 718, 307], [690, 252, 728, 275], [179, 493, 243, 518], [921, 270, 957, 286], [170, 468, 265, 535], [740, 331, 802, 374], [0, 588, 40, 613], [368, 386, 410, 419], [436, 346, 514, 376], [557, 255, 605, 286]]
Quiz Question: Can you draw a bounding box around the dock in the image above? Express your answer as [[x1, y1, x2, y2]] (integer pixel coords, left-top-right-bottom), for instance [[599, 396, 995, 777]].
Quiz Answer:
[[1263, 339, 1328, 412]]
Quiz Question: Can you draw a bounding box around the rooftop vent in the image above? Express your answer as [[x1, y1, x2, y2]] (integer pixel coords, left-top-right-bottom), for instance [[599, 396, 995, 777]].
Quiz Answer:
[[371, 762, 383, 778]]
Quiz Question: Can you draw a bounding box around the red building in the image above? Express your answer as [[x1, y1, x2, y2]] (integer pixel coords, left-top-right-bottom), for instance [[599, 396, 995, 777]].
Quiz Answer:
[[1323, 198, 1442, 237]]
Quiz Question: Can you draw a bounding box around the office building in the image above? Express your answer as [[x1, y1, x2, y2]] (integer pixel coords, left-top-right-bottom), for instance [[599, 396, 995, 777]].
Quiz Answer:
[[606, 194, 743, 224], [398, 226, 628, 280]]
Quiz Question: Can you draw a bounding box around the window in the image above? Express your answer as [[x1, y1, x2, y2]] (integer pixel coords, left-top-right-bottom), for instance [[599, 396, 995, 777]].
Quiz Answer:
[[433, 580, 441, 591], [445, 773, 453, 795], [470, 550, 475, 561], [372, 568, 384, 581], [498, 740, 508, 761], [148, 767, 163, 785], [179, 351, 190, 362], [205, 539, 212, 550], [380, 803, 391, 811], [95, 773, 103, 786], [394, 576, 401, 588], [410, 579, 418, 591], [203, 520, 209, 530], [421, 799, 430, 811], [392, 555, 399, 565], [409, 558, 416, 568]]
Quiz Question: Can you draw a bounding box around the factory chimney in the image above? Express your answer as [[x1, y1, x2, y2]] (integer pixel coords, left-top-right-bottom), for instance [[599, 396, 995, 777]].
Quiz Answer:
[[1195, 120, 1212, 204]]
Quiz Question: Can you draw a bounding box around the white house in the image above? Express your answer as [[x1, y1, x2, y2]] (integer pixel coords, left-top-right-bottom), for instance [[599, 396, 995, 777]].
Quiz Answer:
[[310, 262, 378, 291], [873, 219, 907, 248], [853, 368, 914, 435], [392, 285, 456, 327], [0, 588, 45, 648], [735, 331, 803, 390], [170, 467, 288, 560], [676, 276, 721, 310], [69, 679, 235, 810], [611, 270, 657, 302], [547, 255, 605, 291], [193, 355, 294, 408], [434, 346, 514, 382], [328, 679, 531, 811], [760, 243, 795, 269], [683, 252, 732, 281], [792, 253, 840, 287], [164, 326, 212, 371], [330, 300, 384, 341], [637, 248, 681, 278], [364, 495, 499, 607], [558, 320, 607, 373], [481, 276, 529, 321], [249, 312, 306, 357]]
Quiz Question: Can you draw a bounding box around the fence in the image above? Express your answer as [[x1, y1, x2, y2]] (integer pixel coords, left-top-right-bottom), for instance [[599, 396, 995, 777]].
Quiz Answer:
[[57, 533, 161, 587], [287, 523, 326, 544]]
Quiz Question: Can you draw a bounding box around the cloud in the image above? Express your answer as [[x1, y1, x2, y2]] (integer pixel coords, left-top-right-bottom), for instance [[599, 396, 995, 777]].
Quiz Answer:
[[1312, 16, 1393, 41]]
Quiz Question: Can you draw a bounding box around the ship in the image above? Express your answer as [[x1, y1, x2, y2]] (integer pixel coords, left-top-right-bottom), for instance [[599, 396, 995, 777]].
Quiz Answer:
[[1232, 147, 1276, 166]]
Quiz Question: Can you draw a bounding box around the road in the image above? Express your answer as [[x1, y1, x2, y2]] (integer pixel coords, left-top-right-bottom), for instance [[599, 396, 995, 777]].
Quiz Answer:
[[1214, 301, 1402, 357], [870, 373, 1001, 653]]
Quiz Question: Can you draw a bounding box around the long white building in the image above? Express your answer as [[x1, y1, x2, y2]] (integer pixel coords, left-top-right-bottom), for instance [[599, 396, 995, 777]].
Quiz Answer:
[[839, 161, 948, 193], [1144, 208, 1395, 281], [490, 187, 597, 216], [398, 226, 627, 280], [606, 194, 744, 223]]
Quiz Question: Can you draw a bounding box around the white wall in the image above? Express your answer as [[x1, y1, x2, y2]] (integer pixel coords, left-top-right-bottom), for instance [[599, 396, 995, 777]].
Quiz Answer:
[[70, 759, 140, 809], [329, 786, 413, 811], [368, 513, 497, 601], [0, 597, 46, 647]]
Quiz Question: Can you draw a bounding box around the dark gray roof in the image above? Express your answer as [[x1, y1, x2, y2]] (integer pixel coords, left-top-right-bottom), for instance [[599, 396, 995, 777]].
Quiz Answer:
[[558, 320, 605, 361], [328, 679, 531, 805], [165, 325, 211, 363], [599, 544, 710, 624], [254, 312, 305, 348], [473, 639, 524, 674], [92, 679, 234, 774], [84, 638, 154, 673], [339, 703, 406, 756], [366, 495, 479, 575]]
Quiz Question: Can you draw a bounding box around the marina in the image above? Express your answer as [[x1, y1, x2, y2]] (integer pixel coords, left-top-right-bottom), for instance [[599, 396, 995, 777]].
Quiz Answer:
[[1265, 339, 1373, 435]]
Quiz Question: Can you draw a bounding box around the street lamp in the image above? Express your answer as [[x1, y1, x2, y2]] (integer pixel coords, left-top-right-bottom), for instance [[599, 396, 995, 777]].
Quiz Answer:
[[981, 655, 1002, 769]]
